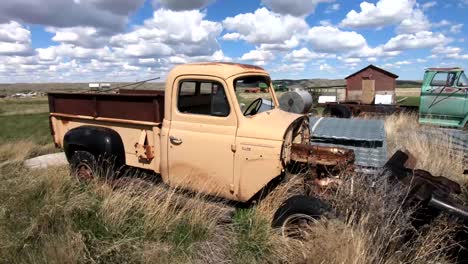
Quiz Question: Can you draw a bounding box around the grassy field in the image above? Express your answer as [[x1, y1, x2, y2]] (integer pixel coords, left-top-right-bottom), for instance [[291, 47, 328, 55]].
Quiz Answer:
[[0, 97, 466, 263], [397, 96, 420, 107]]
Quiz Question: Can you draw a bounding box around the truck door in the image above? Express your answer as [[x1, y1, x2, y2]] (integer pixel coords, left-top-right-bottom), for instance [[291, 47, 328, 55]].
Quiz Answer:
[[168, 77, 237, 199], [420, 71, 465, 119]]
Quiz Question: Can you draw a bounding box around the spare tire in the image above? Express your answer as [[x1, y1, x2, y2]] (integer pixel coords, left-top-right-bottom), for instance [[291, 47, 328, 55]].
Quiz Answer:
[[323, 104, 352, 118], [272, 195, 331, 238]]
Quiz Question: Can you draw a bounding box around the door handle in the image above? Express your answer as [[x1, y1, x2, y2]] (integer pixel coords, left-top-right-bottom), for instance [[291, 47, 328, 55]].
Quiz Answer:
[[169, 136, 183, 145]]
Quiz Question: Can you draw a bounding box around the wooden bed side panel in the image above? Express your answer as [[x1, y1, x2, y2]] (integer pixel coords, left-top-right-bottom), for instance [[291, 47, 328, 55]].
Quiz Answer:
[[48, 93, 165, 123]]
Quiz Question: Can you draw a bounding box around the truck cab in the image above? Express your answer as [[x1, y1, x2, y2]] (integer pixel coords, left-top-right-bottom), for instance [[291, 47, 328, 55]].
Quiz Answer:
[[161, 63, 304, 201], [419, 67, 468, 128]]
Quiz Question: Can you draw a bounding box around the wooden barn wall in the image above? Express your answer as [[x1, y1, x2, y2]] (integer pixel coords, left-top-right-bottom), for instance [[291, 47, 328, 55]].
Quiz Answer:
[[346, 68, 396, 92]]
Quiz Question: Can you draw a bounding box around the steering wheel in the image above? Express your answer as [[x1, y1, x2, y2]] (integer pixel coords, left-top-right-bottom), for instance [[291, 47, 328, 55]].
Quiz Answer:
[[243, 98, 263, 116]]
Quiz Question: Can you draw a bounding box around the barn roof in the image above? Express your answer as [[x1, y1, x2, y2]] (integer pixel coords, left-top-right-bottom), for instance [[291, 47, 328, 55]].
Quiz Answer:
[[345, 64, 399, 79]]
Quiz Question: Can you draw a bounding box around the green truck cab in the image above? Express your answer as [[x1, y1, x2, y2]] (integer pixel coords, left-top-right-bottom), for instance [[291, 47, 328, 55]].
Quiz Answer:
[[419, 67, 468, 128]]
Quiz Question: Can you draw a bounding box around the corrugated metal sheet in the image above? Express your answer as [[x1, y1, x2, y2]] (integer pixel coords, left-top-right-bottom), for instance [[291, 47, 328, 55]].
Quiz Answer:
[[309, 117, 388, 170], [309, 117, 386, 141]]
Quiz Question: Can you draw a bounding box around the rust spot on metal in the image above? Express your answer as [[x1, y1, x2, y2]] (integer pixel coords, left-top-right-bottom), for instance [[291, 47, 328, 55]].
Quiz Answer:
[[290, 143, 354, 167]]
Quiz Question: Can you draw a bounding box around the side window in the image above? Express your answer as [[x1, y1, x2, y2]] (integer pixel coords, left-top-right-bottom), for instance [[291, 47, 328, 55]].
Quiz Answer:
[[179, 81, 196, 95], [177, 80, 230, 117], [430, 72, 456, 87]]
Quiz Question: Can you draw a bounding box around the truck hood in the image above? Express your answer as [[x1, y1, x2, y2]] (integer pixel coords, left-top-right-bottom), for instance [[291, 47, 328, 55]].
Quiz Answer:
[[236, 108, 303, 141]]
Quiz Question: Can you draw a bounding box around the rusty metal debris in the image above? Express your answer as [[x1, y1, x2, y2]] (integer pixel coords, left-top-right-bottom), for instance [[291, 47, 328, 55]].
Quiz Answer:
[[382, 150, 468, 221], [290, 143, 354, 167]]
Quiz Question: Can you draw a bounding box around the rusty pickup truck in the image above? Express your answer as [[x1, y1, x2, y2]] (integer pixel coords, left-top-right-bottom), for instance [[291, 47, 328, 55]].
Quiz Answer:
[[48, 62, 468, 235], [48, 63, 352, 201]]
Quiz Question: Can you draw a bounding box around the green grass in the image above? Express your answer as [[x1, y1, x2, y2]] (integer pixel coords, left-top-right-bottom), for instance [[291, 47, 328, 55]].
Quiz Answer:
[[397, 96, 420, 107], [231, 209, 272, 263], [0, 113, 51, 145], [0, 97, 49, 116]]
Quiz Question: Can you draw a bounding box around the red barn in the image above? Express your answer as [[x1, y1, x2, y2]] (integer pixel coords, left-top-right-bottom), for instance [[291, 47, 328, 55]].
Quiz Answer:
[[345, 65, 398, 104]]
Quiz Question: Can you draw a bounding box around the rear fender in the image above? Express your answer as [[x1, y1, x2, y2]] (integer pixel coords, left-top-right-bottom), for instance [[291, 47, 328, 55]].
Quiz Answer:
[[63, 126, 125, 167]]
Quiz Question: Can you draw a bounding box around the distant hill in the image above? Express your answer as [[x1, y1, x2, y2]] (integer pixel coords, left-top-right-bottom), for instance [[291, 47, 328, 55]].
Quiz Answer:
[[273, 79, 346, 89], [0, 82, 166, 95], [0, 79, 422, 95], [396, 80, 422, 88]]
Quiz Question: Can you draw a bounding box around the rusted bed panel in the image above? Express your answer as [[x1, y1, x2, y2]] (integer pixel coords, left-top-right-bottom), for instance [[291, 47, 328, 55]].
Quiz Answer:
[[48, 92, 165, 123]]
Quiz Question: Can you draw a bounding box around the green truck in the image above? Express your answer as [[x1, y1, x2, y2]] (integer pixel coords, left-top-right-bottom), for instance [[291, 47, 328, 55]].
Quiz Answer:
[[419, 67, 468, 128]]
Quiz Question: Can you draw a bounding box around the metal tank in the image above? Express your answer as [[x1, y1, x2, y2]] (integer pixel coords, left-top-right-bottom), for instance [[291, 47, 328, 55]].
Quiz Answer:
[[279, 90, 313, 114]]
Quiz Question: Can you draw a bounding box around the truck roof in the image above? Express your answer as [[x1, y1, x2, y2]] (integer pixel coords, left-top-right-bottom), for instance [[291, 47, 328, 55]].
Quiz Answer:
[[426, 67, 464, 71], [167, 62, 268, 80]]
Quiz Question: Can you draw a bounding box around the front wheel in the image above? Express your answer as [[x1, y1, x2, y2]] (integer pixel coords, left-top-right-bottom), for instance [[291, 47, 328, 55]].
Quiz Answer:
[[272, 195, 331, 239]]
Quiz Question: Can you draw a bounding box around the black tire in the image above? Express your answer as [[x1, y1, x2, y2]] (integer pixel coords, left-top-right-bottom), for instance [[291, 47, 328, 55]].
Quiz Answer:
[[323, 105, 352, 118], [272, 195, 330, 229], [70, 150, 98, 182]]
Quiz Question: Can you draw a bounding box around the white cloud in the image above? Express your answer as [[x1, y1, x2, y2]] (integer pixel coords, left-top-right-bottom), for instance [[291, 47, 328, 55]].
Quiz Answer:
[[259, 36, 300, 51], [450, 24, 463, 34], [222, 8, 308, 45], [319, 20, 332, 26], [383, 31, 449, 51], [47, 26, 109, 48], [307, 26, 367, 53], [285, 47, 333, 62], [272, 62, 305, 73], [325, 3, 340, 13], [340, 0, 415, 28], [394, 60, 411, 65], [36, 44, 114, 60], [222, 32, 240, 41], [240, 49, 274, 62], [261, 0, 334, 17], [433, 20, 451, 27], [111, 9, 222, 57], [422, 1, 436, 10], [432, 45, 462, 55], [341, 57, 361, 64], [0, 0, 145, 32], [396, 9, 430, 34], [0, 21, 32, 56], [319, 63, 334, 72], [153, 0, 214, 11]]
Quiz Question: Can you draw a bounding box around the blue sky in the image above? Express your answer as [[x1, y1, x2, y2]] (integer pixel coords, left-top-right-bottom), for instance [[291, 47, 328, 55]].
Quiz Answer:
[[0, 0, 467, 82]]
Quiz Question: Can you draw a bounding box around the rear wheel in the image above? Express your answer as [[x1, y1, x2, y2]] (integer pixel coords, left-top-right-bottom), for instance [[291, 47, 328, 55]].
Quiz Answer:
[[70, 150, 97, 182], [272, 195, 331, 239]]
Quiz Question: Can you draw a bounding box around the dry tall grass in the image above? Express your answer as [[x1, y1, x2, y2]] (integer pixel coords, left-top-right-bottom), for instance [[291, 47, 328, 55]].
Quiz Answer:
[[385, 113, 466, 185], [0, 113, 466, 263]]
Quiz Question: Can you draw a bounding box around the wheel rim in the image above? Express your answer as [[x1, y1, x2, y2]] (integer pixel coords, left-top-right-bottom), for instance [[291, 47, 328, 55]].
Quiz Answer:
[[281, 213, 317, 239], [76, 162, 94, 182]]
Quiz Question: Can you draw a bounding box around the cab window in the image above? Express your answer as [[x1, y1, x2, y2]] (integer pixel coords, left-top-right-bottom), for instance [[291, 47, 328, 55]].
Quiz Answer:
[[177, 80, 230, 117], [430, 72, 456, 86], [457, 72, 468, 87], [234, 76, 274, 116]]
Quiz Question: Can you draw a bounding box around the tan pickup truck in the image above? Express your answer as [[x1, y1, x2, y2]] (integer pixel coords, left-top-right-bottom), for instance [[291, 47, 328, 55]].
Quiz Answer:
[[49, 63, 352, 202], [48, 62, 468, 235]]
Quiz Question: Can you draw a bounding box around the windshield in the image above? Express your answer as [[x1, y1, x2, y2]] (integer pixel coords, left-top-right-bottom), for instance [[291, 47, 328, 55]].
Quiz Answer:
[[234, 76, 276, 116], [457, 72, 468, 87]]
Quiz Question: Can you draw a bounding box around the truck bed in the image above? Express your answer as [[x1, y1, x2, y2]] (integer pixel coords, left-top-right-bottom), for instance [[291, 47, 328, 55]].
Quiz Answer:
[[48, 89, 165, 123]]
